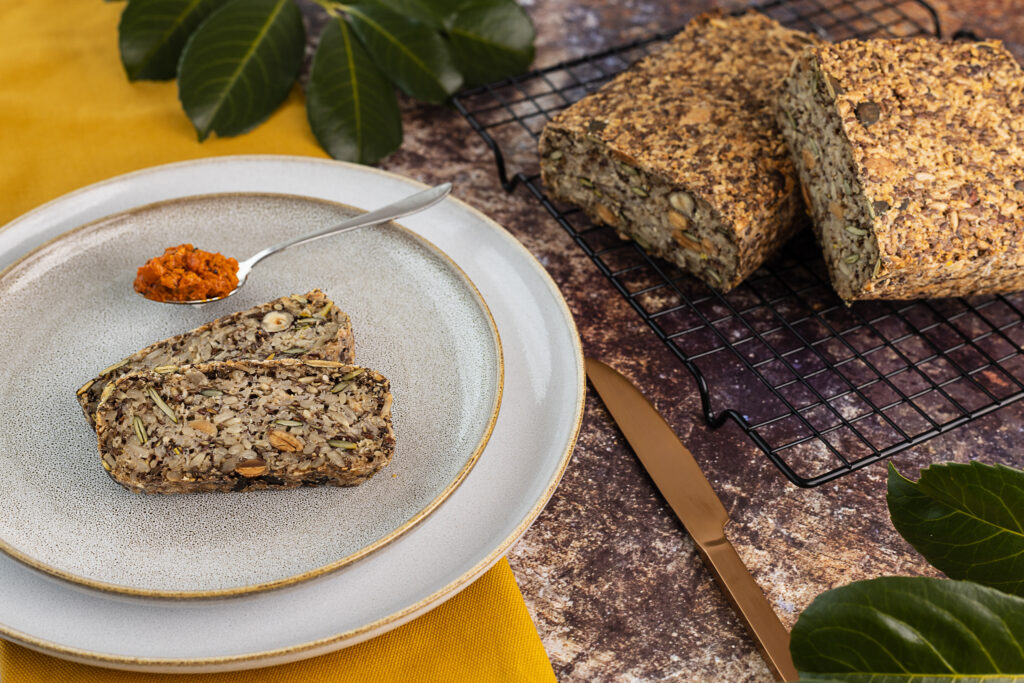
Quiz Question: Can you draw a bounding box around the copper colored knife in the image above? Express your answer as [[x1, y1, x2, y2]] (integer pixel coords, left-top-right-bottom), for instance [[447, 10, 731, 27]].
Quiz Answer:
[[585, 358, 798, 682]]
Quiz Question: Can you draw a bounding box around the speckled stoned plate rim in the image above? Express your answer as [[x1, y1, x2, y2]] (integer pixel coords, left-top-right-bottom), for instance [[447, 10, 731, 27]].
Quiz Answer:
[[0, 190, 504, 599], [0, 156, 584, 673]]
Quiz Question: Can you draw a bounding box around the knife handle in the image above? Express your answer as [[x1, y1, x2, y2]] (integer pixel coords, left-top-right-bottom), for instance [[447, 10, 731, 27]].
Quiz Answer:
[[696, 538, 799, 682]]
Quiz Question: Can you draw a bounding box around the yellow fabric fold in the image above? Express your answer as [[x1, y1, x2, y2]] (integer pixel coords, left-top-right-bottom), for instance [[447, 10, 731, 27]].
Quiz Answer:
[[1, 560, 556, 682], [0, 3, 555, 681]]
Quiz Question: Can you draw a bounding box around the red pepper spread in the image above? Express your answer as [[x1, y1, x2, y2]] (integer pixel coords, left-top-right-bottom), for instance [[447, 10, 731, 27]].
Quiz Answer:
[[134, 244, 239, 302]]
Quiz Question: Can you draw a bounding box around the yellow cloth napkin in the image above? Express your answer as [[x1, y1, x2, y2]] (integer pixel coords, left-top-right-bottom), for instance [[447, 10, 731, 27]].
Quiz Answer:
[[0, 2, 328, 226], [0, 3, 555, 681], [1, 560, 555, 682]]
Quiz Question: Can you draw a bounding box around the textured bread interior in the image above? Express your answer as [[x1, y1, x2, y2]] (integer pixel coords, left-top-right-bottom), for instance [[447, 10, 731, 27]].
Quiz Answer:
[[95, 359, 393, 494], [541, 124, 740, 289], [777, 53, 881, 300]]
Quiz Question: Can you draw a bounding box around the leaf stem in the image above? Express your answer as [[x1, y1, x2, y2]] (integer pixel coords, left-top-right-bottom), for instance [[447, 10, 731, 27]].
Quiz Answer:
[[310, 0, 347, 18]]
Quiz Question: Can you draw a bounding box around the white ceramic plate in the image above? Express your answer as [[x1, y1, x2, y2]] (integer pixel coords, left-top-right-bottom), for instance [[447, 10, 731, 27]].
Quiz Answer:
[[0, 156, 584, 673], [0, 192, 503, 597]]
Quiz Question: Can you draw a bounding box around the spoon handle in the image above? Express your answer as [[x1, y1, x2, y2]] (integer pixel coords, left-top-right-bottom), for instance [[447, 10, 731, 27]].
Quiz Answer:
[[239, 182, 453, 272]]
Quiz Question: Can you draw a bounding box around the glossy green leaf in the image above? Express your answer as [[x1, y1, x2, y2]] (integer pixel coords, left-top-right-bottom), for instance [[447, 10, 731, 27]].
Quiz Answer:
[[790, 679, 1007, 683], [177, 0, 305, 140], [364, 0, 512, 27], [790, 577, 1024, 681], [888, 462, 1024, 597], [118, 0, 226, 80], [360, 0, 449, 28], [447, 2, 534, 86], [346, 4, 462, 104], [306, 17, 402, 164], [796, 678, 1004, 683]]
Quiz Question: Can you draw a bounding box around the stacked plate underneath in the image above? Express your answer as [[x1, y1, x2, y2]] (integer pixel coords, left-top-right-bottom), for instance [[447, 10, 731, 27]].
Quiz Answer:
[[0, 157, 584, 673]]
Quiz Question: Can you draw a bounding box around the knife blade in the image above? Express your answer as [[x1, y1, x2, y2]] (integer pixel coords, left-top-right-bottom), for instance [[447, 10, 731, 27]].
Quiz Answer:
[[585, 358, 798, 682]]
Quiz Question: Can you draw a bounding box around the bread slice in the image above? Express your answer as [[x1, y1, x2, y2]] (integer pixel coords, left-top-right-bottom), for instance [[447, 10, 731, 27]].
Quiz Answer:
[[77, 290, 355, 427], [538, 12, 818, 291], [94, 359, 394, 494], [777, 37, 1024, 300]]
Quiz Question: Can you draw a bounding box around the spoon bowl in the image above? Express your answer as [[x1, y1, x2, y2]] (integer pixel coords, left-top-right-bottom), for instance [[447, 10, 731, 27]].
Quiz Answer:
[[143, 182, 453, 305]]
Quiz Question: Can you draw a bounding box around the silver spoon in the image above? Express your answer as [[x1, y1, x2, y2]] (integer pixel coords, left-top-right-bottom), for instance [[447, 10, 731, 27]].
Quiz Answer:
[[148, 182, 453, 305]]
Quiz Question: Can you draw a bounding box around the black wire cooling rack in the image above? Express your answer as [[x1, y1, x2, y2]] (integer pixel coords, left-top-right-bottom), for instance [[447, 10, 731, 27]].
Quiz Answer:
[[452, 0, 1024, 487]]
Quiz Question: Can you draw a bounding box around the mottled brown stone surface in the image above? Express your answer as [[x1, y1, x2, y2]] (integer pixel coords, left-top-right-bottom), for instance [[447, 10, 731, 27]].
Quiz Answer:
[[370, 1, 1024, 680]]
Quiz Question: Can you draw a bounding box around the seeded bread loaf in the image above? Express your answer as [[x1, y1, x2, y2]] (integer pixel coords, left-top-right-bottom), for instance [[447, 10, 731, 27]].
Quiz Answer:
[[94, 359, 394, 494], [777, 38, 1024, 300], [538, 12, 818, 291], [77, 290, 354, 427]]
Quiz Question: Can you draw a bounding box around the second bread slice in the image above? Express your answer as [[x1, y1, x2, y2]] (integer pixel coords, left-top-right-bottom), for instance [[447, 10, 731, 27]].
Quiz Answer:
[[77, 290, 355, 427]]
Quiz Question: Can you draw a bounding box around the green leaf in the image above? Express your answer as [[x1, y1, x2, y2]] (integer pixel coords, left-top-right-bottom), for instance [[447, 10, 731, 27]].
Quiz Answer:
[[306, 17, 402, 164], [791, 577, 1024, 681], [447, 2, 535, 86], [888, 462, 1024, 597], [790, 679, 1007, 683], [794, 678, 1012, 683], [177, 0, 305, 140], [345, 4, 462, 104], [362, 0, 513, 29], [118, 0, 226, 80], [360, 0, 449, 28]]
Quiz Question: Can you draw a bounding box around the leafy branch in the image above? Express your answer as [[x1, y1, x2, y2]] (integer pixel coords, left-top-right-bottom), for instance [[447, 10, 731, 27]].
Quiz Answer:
[[789, 461, 1024, 682], [116, 0, 535, 163]]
